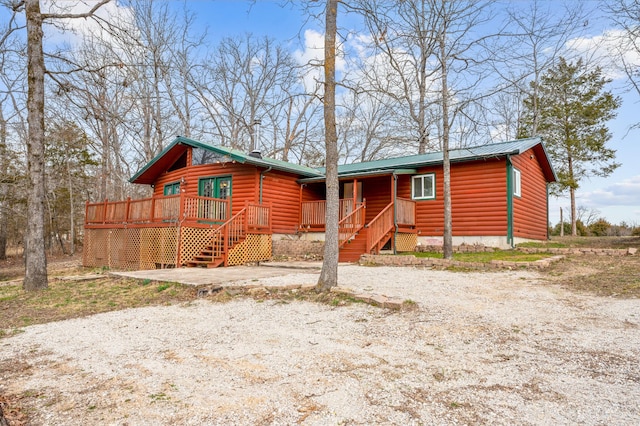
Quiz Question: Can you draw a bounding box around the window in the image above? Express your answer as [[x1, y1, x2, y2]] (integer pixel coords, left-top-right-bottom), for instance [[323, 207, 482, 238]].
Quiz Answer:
[[164, 182, 180, 195], [412, 174, 435, 200], [513, 168, 521, 197]]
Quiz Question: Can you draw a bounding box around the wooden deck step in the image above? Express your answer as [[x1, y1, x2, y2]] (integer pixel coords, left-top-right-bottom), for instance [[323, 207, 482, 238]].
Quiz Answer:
[[339, 228, 368, 263]]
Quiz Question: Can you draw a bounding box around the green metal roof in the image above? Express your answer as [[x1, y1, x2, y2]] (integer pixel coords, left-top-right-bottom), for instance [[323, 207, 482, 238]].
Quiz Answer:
[[130, 136, 556, 185], [329, 137, 556, 182], [130, 136, 323, 184]]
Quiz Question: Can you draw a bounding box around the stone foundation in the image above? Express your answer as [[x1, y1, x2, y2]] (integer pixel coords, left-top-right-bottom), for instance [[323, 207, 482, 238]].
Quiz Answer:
[[272, 239, 324, 259]]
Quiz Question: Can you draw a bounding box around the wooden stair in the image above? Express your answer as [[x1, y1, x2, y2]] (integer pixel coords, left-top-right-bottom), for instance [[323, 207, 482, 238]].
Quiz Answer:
[[185, 233, 242, 268], [339, 228, 368, 262], [185, 243, 226, 268]]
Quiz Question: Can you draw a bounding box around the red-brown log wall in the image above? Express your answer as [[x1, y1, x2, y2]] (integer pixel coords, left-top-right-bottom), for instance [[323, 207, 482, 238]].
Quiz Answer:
[[397, 158, 508, 236], [511, 149, 549, 240], [360, 176, 393, 222], [152, 163, 258, 216], [261, 170, 304, 234]]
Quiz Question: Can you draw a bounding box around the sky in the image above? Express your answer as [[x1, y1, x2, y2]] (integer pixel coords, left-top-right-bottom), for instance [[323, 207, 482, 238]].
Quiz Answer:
[[3, 0, 639, 226]]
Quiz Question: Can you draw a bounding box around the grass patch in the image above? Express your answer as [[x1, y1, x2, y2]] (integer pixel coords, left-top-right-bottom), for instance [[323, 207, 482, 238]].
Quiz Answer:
[[404, 250, 553, 263], [0, 276, 196, 334], [517, 241, 566, 249]]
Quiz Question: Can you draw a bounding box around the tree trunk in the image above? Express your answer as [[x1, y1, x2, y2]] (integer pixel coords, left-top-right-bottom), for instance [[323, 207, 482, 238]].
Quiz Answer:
[[439, 21, 453, 260], [570, 187, 577, 236], [0, 107, 7, 260], [317, 0, 339, 291], [24, 0, 49, 291]]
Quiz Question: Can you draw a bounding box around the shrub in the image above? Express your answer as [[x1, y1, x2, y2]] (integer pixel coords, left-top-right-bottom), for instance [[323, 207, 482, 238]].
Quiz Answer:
[[588, 218, 611, 236]]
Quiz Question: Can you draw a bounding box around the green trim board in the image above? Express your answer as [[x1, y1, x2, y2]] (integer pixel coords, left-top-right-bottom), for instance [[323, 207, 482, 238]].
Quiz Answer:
[[506, 156, 514, 247]]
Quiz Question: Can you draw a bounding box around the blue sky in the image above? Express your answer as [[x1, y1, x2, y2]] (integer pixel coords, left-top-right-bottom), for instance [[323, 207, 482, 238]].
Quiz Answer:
[[188, 0, 640, 226]]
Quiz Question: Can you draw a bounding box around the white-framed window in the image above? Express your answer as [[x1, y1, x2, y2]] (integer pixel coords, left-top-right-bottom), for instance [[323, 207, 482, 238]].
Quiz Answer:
[[412, 173, 436, 200], [513, 168, 522, 197]]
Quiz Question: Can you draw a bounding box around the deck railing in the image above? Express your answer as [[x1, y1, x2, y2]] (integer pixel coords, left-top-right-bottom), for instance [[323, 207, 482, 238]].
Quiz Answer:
[[300, 198, 360, 229], [366, 202, 395, 253], [396, 197, 416, 226], [85, 195, 231, 226]]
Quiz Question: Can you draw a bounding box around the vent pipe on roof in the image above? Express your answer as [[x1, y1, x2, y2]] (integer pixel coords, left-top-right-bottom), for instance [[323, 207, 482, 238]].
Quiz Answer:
[[251, 118, 261, 154]]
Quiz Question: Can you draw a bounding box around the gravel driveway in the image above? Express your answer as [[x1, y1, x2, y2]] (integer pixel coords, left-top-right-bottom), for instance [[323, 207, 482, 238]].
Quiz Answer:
[[1, 265, 639, 425]]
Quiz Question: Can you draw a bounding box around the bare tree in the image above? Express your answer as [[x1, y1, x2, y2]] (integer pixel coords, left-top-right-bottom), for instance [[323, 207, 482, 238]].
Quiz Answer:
[[194, 34, 304, 153], [606, 0, 640, 129], [488, 0, 588, 138], [20, 0, 110, 291], [355, 0, 441, 154], [317, 0, 339, 291]]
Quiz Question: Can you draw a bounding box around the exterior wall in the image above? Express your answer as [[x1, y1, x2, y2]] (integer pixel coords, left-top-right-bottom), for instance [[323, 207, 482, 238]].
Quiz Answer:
[[360, 176, 393, 222], [511, 149, 549, 240], [261, 170, 304, 234], [397, 158, 508, 238], [150, 152, 304, 234], [152, 162, 259, 216]]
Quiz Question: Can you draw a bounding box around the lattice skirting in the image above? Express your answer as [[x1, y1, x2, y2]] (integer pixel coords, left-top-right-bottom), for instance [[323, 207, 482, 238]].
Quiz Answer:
[[395, 233, 418, 252], [179, 226, 214, 266], [83, 227, 178, 270], [227, 234, 272, 266], [84, 226, 273, 270]]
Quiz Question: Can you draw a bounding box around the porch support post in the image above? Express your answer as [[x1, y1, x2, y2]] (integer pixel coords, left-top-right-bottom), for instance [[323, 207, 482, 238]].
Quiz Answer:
[[298, 184, 304, 231], [392, 174, 397, 254], [352, 178, 357, 207]]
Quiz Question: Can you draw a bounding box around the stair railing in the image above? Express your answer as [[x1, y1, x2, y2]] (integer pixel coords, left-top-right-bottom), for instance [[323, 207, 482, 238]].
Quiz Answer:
[[338, 202, 366, 248], [208, 207, 248, 265], [365, 202, 395, 253]]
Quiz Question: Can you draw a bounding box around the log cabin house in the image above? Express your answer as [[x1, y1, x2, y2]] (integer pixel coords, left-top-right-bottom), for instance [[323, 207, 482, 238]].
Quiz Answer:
[[83, 136, 556, 269]]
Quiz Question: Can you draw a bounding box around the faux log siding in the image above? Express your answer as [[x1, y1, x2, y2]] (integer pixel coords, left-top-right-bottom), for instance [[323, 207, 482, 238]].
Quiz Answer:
[[511, 149, 548, 240], [361, 176, 393, 222], [397, 159, 508, 236], [261, 170, 304, 234], [302, 183, 325, 202]]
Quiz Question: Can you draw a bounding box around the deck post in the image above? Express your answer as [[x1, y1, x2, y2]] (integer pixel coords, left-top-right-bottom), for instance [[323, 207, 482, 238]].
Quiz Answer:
[[125, 197, 131, 224], [102, 199, 108, 224], [150, 196, 156, 223], [84, 200, 89, 226]]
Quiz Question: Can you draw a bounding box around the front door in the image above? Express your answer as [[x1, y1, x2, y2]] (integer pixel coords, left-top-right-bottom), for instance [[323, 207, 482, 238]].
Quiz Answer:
[[198, 176, 232, 222], [341, 181, 363, 218]]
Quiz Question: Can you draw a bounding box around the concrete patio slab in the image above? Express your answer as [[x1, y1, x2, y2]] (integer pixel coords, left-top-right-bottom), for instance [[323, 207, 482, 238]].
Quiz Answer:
[[110, 263, 321, 287]]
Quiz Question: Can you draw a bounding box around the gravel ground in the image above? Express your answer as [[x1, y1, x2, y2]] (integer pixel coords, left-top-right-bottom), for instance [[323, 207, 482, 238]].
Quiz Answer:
[[1, 265, 639, 425]]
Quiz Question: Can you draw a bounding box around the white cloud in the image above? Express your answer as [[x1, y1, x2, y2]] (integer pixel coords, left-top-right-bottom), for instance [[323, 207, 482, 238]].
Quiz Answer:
[[293, 29, 350, 93], [577, 175, 640, 207], [42, 0, 136, 48], [566, 29, 640, 81]]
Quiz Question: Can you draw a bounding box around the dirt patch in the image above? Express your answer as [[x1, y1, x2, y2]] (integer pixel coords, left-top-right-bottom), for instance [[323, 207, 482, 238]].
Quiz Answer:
[[545, 255, 640, 298]]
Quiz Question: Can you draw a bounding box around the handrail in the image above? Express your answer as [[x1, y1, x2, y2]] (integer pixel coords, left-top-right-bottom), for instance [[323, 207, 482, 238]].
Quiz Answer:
[[209, 207, 247, 264], [207, 202, 272, 265], [338, 203, 366, 248], [366, 202, 395, 253]]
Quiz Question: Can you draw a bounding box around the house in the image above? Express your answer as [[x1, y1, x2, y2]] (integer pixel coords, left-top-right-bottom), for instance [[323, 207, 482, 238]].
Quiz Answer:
[[83, 136, 556, 269]]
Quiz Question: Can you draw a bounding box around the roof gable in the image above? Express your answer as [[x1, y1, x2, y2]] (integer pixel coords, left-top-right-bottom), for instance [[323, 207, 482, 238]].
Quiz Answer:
[[130, 136, 323, 184]]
